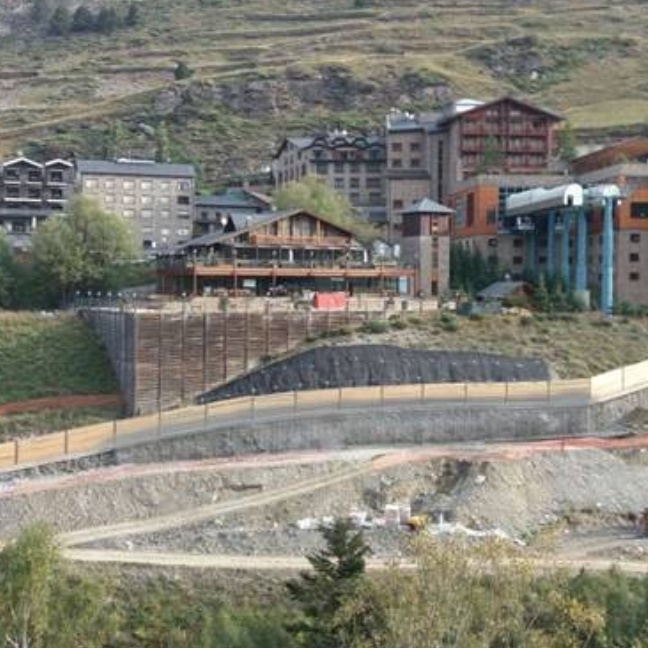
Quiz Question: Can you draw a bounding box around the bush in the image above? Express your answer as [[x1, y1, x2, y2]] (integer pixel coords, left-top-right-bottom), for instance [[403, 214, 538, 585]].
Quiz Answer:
[[439, 313, 459, 332], [362, 320, 389, 334], [390, 318, 408, 330]]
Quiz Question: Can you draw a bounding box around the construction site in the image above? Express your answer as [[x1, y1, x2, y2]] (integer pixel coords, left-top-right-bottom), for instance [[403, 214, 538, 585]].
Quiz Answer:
[[3, 309, 648, 580]]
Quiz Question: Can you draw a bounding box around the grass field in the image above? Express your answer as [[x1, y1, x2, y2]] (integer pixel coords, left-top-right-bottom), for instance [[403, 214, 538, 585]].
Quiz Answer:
[[0, 312, 118, 405], [1, 0, 647, 181], [317, 312, 648, 380]]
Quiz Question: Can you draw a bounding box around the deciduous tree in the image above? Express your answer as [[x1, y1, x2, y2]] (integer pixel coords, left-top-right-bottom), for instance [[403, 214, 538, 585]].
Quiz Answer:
[[31, 195, 138, 299]]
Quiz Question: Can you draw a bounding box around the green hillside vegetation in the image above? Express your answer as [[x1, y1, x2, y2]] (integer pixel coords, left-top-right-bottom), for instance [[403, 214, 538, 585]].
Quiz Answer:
[[0, 0, 647, 184], [0, 312, 118, 404]]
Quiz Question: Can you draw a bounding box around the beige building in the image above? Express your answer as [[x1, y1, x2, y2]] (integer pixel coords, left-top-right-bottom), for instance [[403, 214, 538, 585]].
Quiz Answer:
[[76, 159, 196, 251], [272, 131, 386, 224]]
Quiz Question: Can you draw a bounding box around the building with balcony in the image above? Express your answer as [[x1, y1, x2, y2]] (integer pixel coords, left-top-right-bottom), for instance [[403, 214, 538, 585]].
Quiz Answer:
[[0, 157, 75, 252], [157, 208, 415, 296], [386, 97, 562, 239], [76, 159, 196, 251], [193, 188, 272, 237], [272, 131, 387, 224]]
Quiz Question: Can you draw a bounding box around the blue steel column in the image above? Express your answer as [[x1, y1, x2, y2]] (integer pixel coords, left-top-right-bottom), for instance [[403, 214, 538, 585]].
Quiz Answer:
[[546, 211, 556, 276], [561, 209, 572, 288], [575, 207, 588, 292], [601, 198, 615, 314]]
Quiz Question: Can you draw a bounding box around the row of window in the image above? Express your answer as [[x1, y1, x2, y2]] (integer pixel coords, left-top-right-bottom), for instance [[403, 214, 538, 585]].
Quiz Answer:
[[118, 207, 191, 220], [391, 158, 421, 169], [1, 187, 65, 199], [390, 142, 421, 153], [313, 161, 383, 174], [332, 177, 382, 189], [1, 170, 68, 183], [84, 178, 192, 193], [102, 194, 190, 206]]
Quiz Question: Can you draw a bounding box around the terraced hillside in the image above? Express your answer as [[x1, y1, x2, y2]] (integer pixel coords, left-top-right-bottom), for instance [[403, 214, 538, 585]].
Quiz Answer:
[[0, 0, 647, 184]]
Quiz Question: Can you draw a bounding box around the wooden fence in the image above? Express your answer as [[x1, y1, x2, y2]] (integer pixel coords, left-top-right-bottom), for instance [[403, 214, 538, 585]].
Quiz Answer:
[[1, 358, 647, 472]]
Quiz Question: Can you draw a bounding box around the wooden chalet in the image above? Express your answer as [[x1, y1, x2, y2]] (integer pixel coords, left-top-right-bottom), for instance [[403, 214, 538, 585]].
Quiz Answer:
[[157, 208, 414, 296]]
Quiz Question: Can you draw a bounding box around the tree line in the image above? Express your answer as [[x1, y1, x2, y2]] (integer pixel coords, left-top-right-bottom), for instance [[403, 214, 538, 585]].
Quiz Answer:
[[31, 0, 140, 37], [4, 520, 648, 647]]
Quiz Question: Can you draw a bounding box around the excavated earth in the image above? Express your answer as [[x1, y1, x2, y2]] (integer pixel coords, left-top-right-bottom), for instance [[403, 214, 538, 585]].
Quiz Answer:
[[3, 447, 648, 560], [199, 345, 551, 403]]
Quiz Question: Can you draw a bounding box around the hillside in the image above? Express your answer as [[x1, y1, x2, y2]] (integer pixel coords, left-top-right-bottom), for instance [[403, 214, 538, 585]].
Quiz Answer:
[[0, 0, 647, 185], [0, 312, 118, 404]]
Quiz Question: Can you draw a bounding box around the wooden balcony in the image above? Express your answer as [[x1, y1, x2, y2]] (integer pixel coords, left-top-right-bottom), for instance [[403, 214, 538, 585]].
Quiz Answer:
[[248, 234, 351, 248]]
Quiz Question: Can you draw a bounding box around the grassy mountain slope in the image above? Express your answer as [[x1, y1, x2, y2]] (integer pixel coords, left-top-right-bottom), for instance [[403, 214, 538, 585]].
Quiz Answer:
[[1, 0, 647, 185]]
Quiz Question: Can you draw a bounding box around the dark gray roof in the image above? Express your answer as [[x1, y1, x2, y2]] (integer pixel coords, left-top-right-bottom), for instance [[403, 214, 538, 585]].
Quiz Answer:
[[401, 198, 454, 215], [477, 281, 527, 300], [76, 159, 196, 178], [195, 190, 271, 210]]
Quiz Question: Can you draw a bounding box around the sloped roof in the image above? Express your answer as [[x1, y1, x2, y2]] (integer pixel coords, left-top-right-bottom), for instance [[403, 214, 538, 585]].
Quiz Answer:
[[175, 209, 362, 253], [441, 96, 562, 124], [401, 198, 454, 215], [477, 281, 527, 300], [571, 136, 648, 175]]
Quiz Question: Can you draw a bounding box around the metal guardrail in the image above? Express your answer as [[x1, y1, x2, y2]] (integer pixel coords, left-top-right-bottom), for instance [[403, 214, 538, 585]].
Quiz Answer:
[[2, 359, 648, 472]]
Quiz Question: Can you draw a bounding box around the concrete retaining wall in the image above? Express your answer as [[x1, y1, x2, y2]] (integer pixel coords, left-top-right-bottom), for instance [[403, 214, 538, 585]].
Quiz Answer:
[[115, 402, 591, 464]]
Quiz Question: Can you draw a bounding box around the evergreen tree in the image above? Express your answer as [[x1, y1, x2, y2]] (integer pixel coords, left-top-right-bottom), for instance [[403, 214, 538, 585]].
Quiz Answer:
[[31, 0, 51, 24], [286, 518, 371, 648], [557, 121, 577, 162], [95, 7, 119, 34], [71, 5, 95, 33], [155, 121, 171, 162], [478, 135, 503, 173], [48, 6, 71, 36], [174, 61, 194, 80], [124, 2, 141, 27]]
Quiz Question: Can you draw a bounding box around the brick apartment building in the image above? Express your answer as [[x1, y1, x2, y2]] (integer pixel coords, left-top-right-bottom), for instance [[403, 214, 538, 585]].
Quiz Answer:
[[272, 131, 387, 224], [76, 159, 196, 251], [0, 157, 75, 252], [386, 96, 562, 239]]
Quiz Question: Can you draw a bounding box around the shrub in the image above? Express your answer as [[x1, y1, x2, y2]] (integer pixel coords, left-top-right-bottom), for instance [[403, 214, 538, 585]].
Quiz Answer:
[[390, 318, 408, 330], [439, 313, 459, 332], [362, 320, 389, 334]]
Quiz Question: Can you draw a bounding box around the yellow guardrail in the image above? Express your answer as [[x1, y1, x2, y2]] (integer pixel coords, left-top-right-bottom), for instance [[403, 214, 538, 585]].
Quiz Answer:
[[3, 358, 648, 471]]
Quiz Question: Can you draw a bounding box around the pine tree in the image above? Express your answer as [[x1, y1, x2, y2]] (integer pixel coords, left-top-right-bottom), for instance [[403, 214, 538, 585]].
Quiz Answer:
[[286, 518, 370, 648], [174, 61, 194, 80], [48, 6, 71, 36], [95, 7, 119, 34], [71, 5, 95, 33], [124, 2, 140, 27], [31, 0, 51, 24]]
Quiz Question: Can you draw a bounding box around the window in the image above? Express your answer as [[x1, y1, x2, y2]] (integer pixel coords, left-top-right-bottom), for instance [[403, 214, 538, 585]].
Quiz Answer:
[[104, 179, 114, 190], [49, 171, 63, 183], [123, 195, 135, 205], [350, 163, 361, 173], [123, 180, 135, 191], [123, 209, 135, 218], [393, 199, 403, 210], [84, 179, 98, 189], [391, 142, 402, 152], [104, 195, 115, 204], [486, 208, 497, 225], [28, 171, 41, 182], [177, 228, 190, 236], [50, 188, 63, 199], [488, 238, 498, 247], [392, 159, 402, 168], [177, 181, 191, 192], [466, 192, 475, 227], [161, 228, 170, 236], [141, 195, 153, 205], [334, 177, 345, 190], [630, 233, 641, 243], [366, 177, 381, 188], [513, 238, 523, 248], [366, 161, 381, 172], [630, 253, 640, 263], [334, 162, 344, 174], [631, 202, 648, 219], [350, 192, 360, 202], [177, 212, 191, 220], [350, 178, 360, 189], [410, 158, 421, 168], [159, 196, 171, 206], [27, 188, 41, 199], [141, 180, 153, 191], [160, 181, 171, 192], [410, 142, 421, 152], [4, 169, 19, 180], [160, 210, 170, 219], [630, 272, 640, 281], [177, 196, 190, 205], [141, 209, 153, 219], [369, 192, 382, 205], [316, 162, 327, 175], [5, 187, 19, 198], [513, 256, 523, 265]]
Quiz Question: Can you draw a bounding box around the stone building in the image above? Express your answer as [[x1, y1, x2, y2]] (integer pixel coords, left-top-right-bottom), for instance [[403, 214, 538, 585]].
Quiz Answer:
[[272, 131, 387, 224]]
